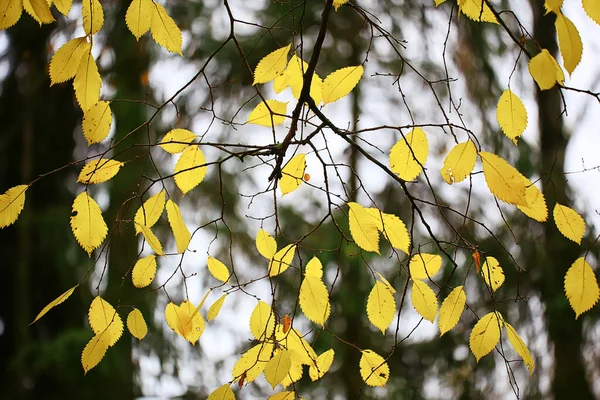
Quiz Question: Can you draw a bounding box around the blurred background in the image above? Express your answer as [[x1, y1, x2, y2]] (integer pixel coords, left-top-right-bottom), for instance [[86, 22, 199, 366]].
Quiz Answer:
[[1, 0, 600, 399]]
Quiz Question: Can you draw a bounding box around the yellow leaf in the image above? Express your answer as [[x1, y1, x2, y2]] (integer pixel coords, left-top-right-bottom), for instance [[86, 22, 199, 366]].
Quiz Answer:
[[528, 49, 565, 90], [247, 100, 287, 127], [409, 253, 442, 280], [82, 100, 113, 145], [77, 159, 123, 184], [375, 271, 396, 294], [232, 342, 274, 384], [126, 0, 152, 40], [136, 223, 164, 255], [389, 128, 429, 181], [0, 0, 23, 30], [480, 257, 505, 292], [283, 55, 323, 104], [73, 50, 102, 112], [264, 349, 292, 388], [207, 384, 235, 400], [564, 257, 599, 318], [280, 153, 306, 195], [553, 203, 585, 244], [305, 256, 324, 279], [348, 202, 381, 253], [249, 301, 275, 340], [81, 332, 109, 374], [411, 280, 438, 322], [207, 256, 230, 283], [458, 0, 497, 23], [49, 37, 90, 85], [299, 272, 331, 326], [159, 128, 196, 154], [253, 44, 291, 85], [256, 228, 277, 259], [479, 151, 527, 205], [0, 184, 27, 228], [23, 0, 53, 24], [31, 284, 78, 324], [333, 0, 349, 10], [165, 300, 205, 344], [269, 244, 296, 276], [545, 0, 563, 14], [438, 286, 466, 336], [583, 0, 600, 25], [281, 353, 303, 387], [517, 176, 548, 222], [268, 392, 295, 400], [359, 350, 389, 387], [380, 213, 410, 255], [207, 294, 227, 321], [469, 311, 503, 362], [53, 0, 72, 16], [134, 189, 165, 234], [131, 255, 157, 288], [505, 322, 534, 376], [174, 146, 208, 194], [441, 140, 477, 184], [434, 0, 447, 6], [555, 13, 582, 75], [70, 192, 108, 256], [150, 2, 182, 54], [165, 199, 191, 254], [366, 280, 396, 333], [126, 308, 148, 340], [322, 65, 364, 105], [308, 349, 334, 381], [88, 296, 123, 347], [275, 326, 318, 366], [82, 0, 103, 35], [496, 89, 527, 145]]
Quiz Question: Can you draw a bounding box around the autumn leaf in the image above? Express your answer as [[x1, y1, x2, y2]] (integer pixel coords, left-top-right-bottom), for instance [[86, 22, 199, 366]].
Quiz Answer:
[[0, 185, 27, 228], [505, 322, 535, 376], [49, 37, 90, 85], [82, 101, 113, 145], [126, 0, 153, 40], [268, 244, 296, 276], [564, 257, 599, 318], [441, 140, 477, 184], [299, 257, 331, 326], [150, 2, 182, 54], [207, 256, 230, 283], [389, 128, 429, 181], [207, 384, 235, 400], [256, 228, 277, 259], [308, 349, 335, 381], [82, 0, 104, 34], [528, 49, 565, 90], [73, 49, 102, 111], [366, 280, 396, 333], [555, 13, 582, 75], [359, 350, 389, 387], [409, 253, 442, 280], [479, 151, 527, 205], [131, 255, 157, 288], [553, 203, 585, 244], [249, 301, 275, 340], [134, 189, 166, 234], [264, 349, 292, 388], [158, 128, 197, 154], [88, 296, 123, 347], [469, 311, 503, 362], [411, 280, 438, 322], [348, 202, 381, 253], [496, 89, 527, 145], [174, 146, 208, 194], [127, 308, 148, 340], [77, 159, 123, 184], [322, 65, 364, 105], [166, 199, 191, 254], [207, 294, 227, 321], [0, 0, 23, 30], [247, 100, 287, 127], [480, 257, 505, 292], [254, 44, 291, 85], [438, 286, 466, 336], [280, 153, 306, 195], [70, 192, 108, 256], [31, 285, 79, 324]]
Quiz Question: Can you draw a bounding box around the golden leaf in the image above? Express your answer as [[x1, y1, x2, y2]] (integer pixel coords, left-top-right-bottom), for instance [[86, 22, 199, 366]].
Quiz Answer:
[[82, 0, 103, 34], [49, 37, 90, 85], [31, 285, 79, 324], [134, 189, 165, 234], [409, 253, 442, 280], [438, 286, 466, 336], [77, 159, 124, 184], [158, 128, 197, 154], [249, 301, 275, 340], [207, 294, 227, 321], [322, 65, 364, 105], [480, 256, 505, 292], [280, 153, 306, 195], [126, 308, 148, 340], [496, 89, 527, 145], [166, 199, 191, 254], [253, 44, 291, 85], [555, 13, 582, 75], [207, 256, 230, 283], [247, 100, 288, 127], [264, 349, 292, 389], [359, 349, 389, 387], [505, 322, 535, 376], [126, 0, 152, 39], [411, 280, 438, 322], [0, 184, 27, 228], [389, 128, 429, 181], [88, 296, 123, 347], [82, 101, 113, 145], [268, 244, 296, 276], [0, 0, 23, 30], [308, 349, 335, 381], [150, 2, 182, 54], [256, 228, 277, 259], [131, 255, 157, 288], [469, 311, 503, 362], [366, 280, 396, 333], [73, 50, 102, 112], [348, 202, 381, 253], [517, 176, 548, 222], [207, 384, 235, 400], [528, 49, 565, 90], [174, 146, 208, 194], [479, 151, 527, 205], [441, 140, 477, 184], [70, 192, 108, 256], [81, 332, 109, 374], [564, 257, 599, 318], [553, 203, 585, 244]]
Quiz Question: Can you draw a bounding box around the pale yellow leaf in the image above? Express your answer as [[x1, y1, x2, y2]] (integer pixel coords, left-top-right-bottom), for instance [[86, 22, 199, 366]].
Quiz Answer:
[[81, 332, 109, 374], [479, 151, 527, 205], [247, 100, 287, 127], [23, 0, 53, 24], [31, 285, 78, 324], [49, 37, 90, 85], [308, 349, 334, 381], [409, 253, 442, 280], [469, 311, 503, 361], [411, 280, 438, 322], [299, 274, 330, 326], [82, 100, 113, 145], [207, 384, 235, 400], [131, 255, 157, 288], [480, 256, 505, 292], [348, 202, 381, 253], [165, 300, 205, 344], [359, 350, 389, 387], [88, 296, 123, 347], [207, 294, 227, 321], [150, 3, 182, 54], [232, 342, 274, 384], [253, 44, 291, 85], [70, 192, 108, 256], [264, 349, 292, 388], [438, 286, 466, 336], [174, 146, 208, 194], [583, 0, 600, 25], [77, 159, 123, 184], [73, 48, 101, 111], [564, 257, 599, 318], [207, 256, 230, 283], [269, 244, 296, 276], [159, 128, 196, 154], [528, 49, 565, 90], [256, 228, 277, 259], [280, 153, 306, 195], [366, 280, 396, 333], [389, 128, 429, 181], [82, 0, 103, 34], [517, 176, 548, 222], [0, 184, 27, 228], [553, 203, 585, 244], [305, 256, 324, 279], [0, 0, 23, 30], [250, 301, 275, 340], [322, 65, 364, 105], [166, 199, 191, 254], [53, 0, 72, 15], [497, 89, 527, 145], [268, 392, 295, 400], [126, 0, 152, 40], [134, 189, 165, 234], [333, 0, 349, 10], [126, 308, 148, 340], [441, 140, 477, 184], [381, 213, 410, 255], [505, 322, 534, 376], [137, 223, 165, 256], [458, 0, 497, 23], [555, 13, 582, 75]]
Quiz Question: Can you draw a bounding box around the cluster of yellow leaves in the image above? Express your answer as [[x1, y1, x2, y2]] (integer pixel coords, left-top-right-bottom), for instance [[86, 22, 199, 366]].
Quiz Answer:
[[434, 0, 497, 23], [126, 0, 183, 54], [255, 228, 296, 277], [409, 253, 441, 322], [165, 300, 206, 344]]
